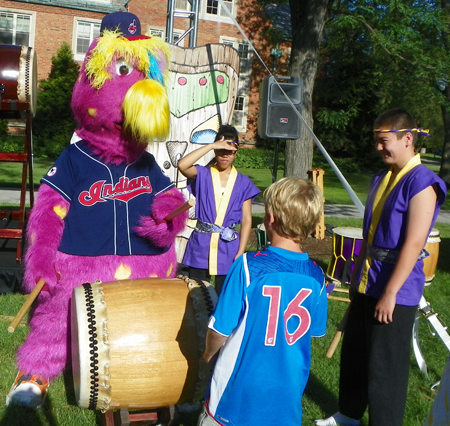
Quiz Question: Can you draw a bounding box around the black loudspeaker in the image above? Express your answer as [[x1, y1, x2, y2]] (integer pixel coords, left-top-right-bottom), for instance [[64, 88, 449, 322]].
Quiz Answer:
[[258, 76, 302, 139]]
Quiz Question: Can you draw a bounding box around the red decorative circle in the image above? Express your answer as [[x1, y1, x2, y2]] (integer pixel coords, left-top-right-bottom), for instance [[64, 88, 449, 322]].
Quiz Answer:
[[199, 77, 207, 86], [178, 77, 187, 86]]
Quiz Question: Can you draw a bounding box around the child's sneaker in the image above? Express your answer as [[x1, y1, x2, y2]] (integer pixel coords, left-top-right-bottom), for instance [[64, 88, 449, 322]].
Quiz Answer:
[[315, 412, 361, 426], [6, 371, 49, 408]]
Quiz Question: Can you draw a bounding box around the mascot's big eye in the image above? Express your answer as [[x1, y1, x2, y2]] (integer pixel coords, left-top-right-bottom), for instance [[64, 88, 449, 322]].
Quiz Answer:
[[116, 61, 133, 76]]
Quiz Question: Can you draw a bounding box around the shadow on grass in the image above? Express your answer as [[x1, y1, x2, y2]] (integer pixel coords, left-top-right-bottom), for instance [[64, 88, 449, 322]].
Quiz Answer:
[[0, 397, 57, 426], [304, 372, 339, 417]]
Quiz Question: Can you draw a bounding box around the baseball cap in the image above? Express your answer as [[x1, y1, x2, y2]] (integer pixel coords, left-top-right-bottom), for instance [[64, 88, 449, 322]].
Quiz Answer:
[[100, 11, 150, 40]]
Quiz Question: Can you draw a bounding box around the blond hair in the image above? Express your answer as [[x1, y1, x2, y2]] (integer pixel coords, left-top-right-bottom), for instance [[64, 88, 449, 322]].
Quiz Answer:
[[263, 177, 323, 243]]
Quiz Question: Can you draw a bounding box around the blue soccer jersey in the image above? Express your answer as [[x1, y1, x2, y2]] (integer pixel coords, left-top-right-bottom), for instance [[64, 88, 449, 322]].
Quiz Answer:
[[41, 141, 174, 256], [206, 246, 327, 426]]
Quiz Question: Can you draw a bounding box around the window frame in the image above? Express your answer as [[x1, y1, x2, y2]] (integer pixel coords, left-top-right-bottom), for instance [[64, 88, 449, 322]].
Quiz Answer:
[[0, 8, 35, 46], [200, 0, 236, 23], [72, 17, 101, 62], [220, 36, 253, 133], [147, 27, 185, 46]]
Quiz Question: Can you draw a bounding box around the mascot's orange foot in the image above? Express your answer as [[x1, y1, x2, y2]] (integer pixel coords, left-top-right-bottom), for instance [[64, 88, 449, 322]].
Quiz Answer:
[[6, 371, 49, 408]]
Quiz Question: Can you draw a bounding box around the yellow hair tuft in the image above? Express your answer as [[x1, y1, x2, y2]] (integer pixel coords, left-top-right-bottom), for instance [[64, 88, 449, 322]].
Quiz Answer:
[[84, 30, 171, 90], [122, 79, 170, 143]]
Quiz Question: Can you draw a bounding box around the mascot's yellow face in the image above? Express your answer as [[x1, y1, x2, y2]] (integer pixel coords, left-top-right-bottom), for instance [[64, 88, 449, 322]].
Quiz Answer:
[[72, 30, 171, 145]]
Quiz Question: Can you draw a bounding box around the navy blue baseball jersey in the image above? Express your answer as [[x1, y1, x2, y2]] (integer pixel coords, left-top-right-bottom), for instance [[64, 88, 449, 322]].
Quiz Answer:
[[41, 141, 174, 256], [206, 246, 327, 426]]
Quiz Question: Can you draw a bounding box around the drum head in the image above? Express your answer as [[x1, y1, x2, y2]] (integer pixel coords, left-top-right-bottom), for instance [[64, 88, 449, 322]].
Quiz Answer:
[[332, 227, 363, 239], [429, 228, 440, 237]]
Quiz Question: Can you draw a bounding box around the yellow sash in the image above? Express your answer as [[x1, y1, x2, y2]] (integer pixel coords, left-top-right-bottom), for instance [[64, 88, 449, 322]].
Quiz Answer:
[[358, 154, 421, 293], [209, 165, 237, 275]]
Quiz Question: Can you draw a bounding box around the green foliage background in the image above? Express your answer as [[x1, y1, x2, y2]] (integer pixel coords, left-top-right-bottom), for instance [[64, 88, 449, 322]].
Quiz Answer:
[[32, 42, 79, 158]]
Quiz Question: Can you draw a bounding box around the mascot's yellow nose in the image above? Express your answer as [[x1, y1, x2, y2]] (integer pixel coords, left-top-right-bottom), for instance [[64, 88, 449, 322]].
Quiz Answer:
[[122, 79, 170, 144], [88, 108, 97, 118]]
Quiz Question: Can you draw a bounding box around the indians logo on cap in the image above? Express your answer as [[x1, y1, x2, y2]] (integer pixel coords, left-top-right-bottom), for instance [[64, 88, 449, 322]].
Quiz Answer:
[[128, 19, 137, 35]]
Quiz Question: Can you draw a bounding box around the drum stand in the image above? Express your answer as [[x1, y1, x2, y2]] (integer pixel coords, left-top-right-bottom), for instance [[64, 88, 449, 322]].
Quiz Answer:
[[326, 293, 450, 375], [413, 296, 450, 377], [104, 406, 177, 426], [0, 97, 35, 263], [308, 168, 326, 239]]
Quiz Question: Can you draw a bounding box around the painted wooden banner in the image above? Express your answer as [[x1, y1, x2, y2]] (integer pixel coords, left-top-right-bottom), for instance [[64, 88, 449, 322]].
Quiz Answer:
[[148, 43, 240, 190], [148, 43, 240, 262]]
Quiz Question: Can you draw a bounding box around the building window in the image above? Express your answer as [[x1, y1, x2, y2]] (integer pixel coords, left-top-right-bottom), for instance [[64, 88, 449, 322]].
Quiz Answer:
[[172, 30, 185, 46], [234, 96, 244, 112], [74, 19, 100, 61], [232, 94, 247, 131], [221, 37, 253, 132], [221, 38, 253, 76], [175, 0, 188, 10], [238, 42, 249, 60], [204, 0, 235, 21], [148, 28, 164, 38], [147, 27, 184, 46], [0, 11, 31, 45]]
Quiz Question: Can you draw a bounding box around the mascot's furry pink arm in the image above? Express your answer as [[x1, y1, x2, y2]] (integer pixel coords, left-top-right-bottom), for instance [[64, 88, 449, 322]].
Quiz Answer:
[[13, 28, 187, 385]]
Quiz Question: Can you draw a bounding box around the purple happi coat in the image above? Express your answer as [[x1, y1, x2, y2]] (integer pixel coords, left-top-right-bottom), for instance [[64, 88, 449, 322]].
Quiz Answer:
[[183, 165, 260, 275], [357, 163, 446, 306]]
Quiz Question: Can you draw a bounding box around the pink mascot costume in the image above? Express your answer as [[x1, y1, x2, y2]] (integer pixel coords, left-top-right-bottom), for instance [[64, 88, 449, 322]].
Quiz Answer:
[[7, 11, 187, 408]]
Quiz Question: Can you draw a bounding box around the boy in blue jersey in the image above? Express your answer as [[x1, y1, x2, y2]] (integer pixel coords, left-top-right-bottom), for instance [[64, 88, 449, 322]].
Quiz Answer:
[[198, 177, 328, 426]]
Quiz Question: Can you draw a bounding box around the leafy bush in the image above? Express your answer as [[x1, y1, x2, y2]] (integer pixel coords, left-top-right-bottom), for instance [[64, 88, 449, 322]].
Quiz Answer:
[[32, 42, 79, 159], [0, 119, 7, 137], [0, 134, 24, 153], [234, 147, 285, 169]]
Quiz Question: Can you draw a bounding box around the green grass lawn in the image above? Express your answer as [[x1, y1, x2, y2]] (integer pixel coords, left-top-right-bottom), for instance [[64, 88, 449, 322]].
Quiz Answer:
[[0, 158, 53, 189], [1, 218, 449, 425], [0, 155, 449, 425]]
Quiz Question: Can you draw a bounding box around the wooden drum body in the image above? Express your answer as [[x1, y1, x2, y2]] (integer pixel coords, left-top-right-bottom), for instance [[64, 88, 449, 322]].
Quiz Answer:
[[0, 45, 37, 116], [71, 278, 217, 411], [423, 228, 440, 285], [326, 227, 363, 285]]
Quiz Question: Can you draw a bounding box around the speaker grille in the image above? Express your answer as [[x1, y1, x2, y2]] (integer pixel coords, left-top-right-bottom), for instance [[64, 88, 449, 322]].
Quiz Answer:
[[266, 104, 301, 139]]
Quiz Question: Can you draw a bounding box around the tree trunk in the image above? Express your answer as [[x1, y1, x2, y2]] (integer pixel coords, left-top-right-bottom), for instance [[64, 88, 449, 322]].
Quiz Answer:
[[440, 94, 450, 187], [285, 0, 329, 178], [440, 0, 450, 186]]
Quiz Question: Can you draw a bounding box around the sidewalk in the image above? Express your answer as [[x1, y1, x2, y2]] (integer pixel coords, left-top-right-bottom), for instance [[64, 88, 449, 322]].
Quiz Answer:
[[2, 188, 450, 224]]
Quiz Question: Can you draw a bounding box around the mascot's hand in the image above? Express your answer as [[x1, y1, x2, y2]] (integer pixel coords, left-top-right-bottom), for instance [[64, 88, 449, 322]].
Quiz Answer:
[[23, 246, 58, 300], [22, 184, 69, 295], [135, 188, 188, 247]]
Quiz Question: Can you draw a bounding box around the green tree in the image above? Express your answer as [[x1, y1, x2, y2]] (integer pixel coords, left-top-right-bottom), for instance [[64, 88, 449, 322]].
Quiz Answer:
[[33, 42, 79, 158], [261, 0, 450, 181], [319, 1, 449, 175], [259, 0, 331, 179]]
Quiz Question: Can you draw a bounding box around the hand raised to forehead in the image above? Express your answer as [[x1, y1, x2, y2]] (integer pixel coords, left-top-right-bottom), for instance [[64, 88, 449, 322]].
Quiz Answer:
[[214, 137, 238, 151]]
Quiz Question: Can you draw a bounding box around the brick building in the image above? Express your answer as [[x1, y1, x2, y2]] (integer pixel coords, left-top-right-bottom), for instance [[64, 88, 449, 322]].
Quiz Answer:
[[0, 0, 290, 142]]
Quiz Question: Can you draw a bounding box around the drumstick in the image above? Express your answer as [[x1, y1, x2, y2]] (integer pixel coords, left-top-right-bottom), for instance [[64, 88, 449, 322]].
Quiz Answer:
[[163, 199, 195, 221], [326, 305, 351, 359], [8, 278, 45, 333], [328, 295, 350, 303]]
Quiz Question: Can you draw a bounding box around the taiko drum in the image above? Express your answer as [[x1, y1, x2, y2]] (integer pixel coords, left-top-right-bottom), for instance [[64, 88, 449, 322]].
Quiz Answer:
[[326, 227, 363, 285], [0, 45, 37, 116], [423, 228, 440, 285], [71, 278, 217, 411]]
